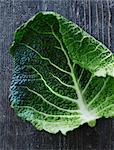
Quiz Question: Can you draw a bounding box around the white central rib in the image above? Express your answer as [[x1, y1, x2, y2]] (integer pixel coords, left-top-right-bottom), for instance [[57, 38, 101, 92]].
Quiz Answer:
[[71, 69, 97, 121]]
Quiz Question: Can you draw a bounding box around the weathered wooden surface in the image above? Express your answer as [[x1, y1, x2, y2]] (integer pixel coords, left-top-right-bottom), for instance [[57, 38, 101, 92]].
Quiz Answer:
[[0, 0, 114, 149]]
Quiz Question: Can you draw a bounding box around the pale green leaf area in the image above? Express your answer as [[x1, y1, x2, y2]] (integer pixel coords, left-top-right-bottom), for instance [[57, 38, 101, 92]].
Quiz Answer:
[[10, 11, 114, 135]]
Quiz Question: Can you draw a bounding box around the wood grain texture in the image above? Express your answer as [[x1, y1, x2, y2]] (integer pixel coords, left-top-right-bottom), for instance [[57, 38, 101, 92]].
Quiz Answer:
[[0, 0, 114, 149]]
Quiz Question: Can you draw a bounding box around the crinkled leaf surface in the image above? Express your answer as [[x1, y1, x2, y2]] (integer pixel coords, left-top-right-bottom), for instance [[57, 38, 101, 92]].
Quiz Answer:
[[10, 12, 114, 134]]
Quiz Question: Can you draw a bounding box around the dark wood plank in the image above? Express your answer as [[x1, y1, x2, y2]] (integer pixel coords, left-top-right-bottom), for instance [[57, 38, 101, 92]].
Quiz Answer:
[[0, 0, 113, 149]]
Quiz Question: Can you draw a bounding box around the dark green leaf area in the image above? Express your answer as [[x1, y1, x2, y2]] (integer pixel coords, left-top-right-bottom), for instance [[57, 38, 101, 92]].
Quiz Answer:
[[11, 75, 78, 116], [10, 37, 79, 115]]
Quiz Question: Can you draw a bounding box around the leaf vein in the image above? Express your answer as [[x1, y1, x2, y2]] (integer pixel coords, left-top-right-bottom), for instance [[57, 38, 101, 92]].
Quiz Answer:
[[19, 85, 79, 113], [30, 66, 77, 103]]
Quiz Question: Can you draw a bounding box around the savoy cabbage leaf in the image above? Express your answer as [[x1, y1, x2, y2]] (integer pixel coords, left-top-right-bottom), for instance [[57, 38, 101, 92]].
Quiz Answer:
[[10, 11, 114, 134]]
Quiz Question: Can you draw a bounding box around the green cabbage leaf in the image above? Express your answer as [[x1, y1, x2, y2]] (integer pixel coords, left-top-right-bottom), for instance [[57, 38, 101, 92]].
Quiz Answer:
[[10, 12, 114, 134]]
